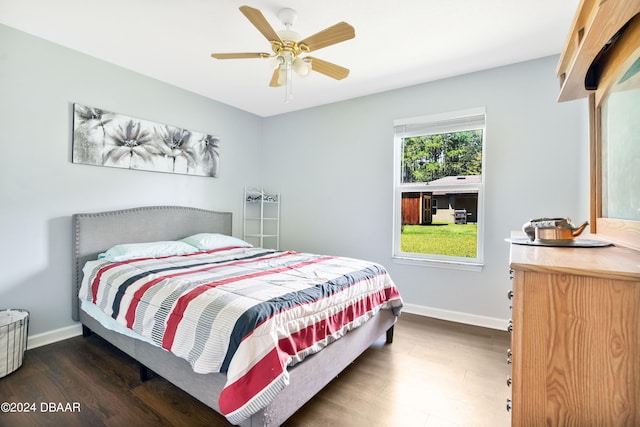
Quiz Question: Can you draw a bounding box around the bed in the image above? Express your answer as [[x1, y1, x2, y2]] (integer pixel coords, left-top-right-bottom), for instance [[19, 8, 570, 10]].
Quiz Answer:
[[72, 206, 402, 426]]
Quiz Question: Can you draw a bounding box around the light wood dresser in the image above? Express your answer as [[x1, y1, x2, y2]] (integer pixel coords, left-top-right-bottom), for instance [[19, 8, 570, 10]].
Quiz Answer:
[[508, 236, 640, 425], [510, 0, 640, 421]]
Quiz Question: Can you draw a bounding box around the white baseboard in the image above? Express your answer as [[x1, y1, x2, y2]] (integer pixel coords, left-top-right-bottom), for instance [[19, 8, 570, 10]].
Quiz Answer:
[[25, 306, 507, 350], [402, 303, 508, 331], [27, 323, 83, 350]]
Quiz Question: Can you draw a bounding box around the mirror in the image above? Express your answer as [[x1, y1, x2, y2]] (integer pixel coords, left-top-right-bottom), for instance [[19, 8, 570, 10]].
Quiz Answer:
[[600, 55, 640, 221]]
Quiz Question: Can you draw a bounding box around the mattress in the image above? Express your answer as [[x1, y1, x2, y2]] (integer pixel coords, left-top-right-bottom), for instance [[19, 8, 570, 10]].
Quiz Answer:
[[79, 245, 402, 423]]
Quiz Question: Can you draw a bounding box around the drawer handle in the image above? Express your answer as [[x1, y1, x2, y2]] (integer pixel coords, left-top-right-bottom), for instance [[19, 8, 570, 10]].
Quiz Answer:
[[506, 399, 512, 412], [507, 376, 512, 387], [506, 349, 512, 364], [507, 320, 513, 333], [507, 289, 514, 300]]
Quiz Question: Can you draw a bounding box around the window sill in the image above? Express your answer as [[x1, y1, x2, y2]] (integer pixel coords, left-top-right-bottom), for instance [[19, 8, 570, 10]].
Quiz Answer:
[[392, 255, 484, 271]]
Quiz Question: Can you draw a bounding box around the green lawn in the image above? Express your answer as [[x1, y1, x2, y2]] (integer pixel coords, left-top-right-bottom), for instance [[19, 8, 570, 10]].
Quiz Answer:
[[401, 223, 477, 257]]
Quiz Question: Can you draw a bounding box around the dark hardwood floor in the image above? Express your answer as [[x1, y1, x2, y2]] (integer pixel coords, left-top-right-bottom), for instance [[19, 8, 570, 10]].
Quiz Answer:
[[0, 314, 511, 426]]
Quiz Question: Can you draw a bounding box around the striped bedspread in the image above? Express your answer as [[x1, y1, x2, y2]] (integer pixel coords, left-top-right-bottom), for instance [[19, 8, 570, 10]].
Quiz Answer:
[[79, 246, 403, 424]]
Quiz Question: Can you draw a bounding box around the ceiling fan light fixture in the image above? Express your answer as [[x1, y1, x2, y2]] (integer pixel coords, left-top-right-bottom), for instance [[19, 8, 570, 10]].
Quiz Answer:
[[210, 5, 354, 103], [277, 67, 287, 86], [293, 57, 311, 77], [270, 55, 284, 69]]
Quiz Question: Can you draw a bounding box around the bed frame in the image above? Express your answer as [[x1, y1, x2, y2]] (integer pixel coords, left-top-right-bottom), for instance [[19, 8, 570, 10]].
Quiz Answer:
[[72, 206, 396, 426]]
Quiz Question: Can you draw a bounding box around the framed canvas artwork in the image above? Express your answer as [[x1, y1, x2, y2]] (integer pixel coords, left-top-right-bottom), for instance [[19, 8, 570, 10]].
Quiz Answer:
[[72, 103, 220, 177]]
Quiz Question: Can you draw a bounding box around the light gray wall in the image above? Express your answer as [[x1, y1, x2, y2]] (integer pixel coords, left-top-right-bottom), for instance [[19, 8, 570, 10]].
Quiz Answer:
[[1, 23, 589, 339], [261, 56, 589, 325], [0, 24, 263, 336]]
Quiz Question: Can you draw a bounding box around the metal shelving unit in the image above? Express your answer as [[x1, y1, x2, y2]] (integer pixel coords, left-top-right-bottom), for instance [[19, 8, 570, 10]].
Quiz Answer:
[[243, 186, 280, 249]]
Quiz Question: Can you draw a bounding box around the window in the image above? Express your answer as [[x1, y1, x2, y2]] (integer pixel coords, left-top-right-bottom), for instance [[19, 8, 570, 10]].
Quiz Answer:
[[393, 108, 485, 269]]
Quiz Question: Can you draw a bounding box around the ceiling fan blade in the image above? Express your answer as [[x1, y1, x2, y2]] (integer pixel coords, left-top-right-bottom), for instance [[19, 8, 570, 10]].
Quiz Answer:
[[211, 52, 271, 59], [239, 5, 281, 42], [299, 22, 355, 52], [307, 56, 350, 80], [269, 69, 282, 87]]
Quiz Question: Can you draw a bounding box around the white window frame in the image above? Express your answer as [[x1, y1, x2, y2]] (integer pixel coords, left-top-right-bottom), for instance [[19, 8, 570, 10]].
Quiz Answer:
[[392, 107, 486, 271]]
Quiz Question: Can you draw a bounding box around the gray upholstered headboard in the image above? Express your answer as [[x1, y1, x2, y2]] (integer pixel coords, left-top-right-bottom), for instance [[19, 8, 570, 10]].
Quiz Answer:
[[71, 206, 232, 321]]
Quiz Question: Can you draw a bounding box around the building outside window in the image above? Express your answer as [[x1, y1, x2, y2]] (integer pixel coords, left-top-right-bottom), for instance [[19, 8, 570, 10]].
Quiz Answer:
[[393, 108, 486, 269]]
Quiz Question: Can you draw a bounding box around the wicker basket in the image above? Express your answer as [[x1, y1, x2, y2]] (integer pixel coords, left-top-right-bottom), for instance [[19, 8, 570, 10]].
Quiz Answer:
[[0, 309, 29, 378]]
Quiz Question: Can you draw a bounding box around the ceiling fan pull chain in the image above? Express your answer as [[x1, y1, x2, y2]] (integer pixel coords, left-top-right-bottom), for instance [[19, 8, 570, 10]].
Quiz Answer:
[[285, 60, 293, 103]]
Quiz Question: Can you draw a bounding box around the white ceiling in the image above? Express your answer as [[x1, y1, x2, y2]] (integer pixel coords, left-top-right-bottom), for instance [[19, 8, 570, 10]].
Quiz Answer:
[[1, 0, 579, 117]]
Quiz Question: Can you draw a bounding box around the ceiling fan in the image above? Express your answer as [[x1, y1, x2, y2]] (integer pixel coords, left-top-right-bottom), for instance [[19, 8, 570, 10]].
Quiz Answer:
[[211, 5, 355, 101]]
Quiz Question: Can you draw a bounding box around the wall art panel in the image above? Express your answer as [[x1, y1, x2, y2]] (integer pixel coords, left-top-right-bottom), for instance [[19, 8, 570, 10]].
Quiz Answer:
[[72, 103, 220, 177]]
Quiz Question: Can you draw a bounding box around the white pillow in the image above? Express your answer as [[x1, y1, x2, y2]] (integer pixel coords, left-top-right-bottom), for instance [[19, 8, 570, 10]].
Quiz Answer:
[[180, 233, 252, 250], [99, 240, 199, 262]]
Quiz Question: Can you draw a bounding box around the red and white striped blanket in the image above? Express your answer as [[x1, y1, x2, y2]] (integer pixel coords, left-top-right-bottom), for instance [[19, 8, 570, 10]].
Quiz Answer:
[[79, 246, 403, 424]]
